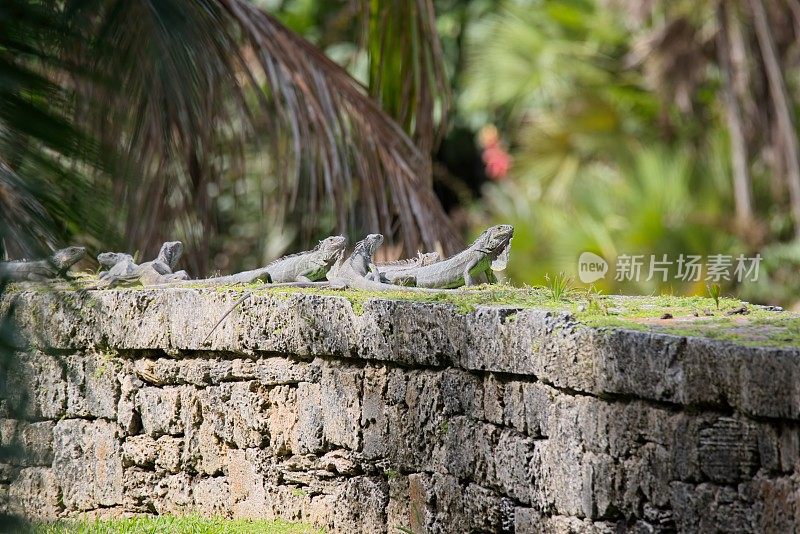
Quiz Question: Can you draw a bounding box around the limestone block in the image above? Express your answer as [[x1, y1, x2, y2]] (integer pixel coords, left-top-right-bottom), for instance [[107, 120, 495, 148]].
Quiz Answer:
[[227, 449, 269, 518], [198, 382, 268, 450], [267, 385, 298, 456], [492, 428, 536, 504], [0, 420, 54, 466], [153, 472, 193, 515], [52, 419, 123, 510], [117, 370, 143, 435], [2, 351, 65, 419], [503, 381, 527, 433], [386, 475, 411, 532], [65, 352, 120, 419], [295, 382, 324, 454], [121, 434, 157, 468], [329, 476, 388, 534], [320, 362, 362, 451], [155, 436, 183, 473], [670, 482, 758, 533], [358, 299, 465, 367], [361, 365, 389, 459], [747, 473, 800, 532], [136, 386, 183, 438], [7, 467, 61, 520], [523, 381, 556, 438], [697, 417, 758, 483], [182, 418, 227, 476], [483, 374, 504, 425], [192, 476, 230, 516], [121, 467, 158, 512]]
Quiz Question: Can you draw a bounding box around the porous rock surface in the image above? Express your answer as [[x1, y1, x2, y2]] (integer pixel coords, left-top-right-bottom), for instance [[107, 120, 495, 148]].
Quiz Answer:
[[0, 288, 799, 532]]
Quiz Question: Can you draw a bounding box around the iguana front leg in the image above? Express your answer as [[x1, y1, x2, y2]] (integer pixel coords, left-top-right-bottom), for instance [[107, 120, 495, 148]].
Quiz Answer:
[[463, 262, 480, 286], [365, 263, 380, 281], [484, 269, 498, 284]]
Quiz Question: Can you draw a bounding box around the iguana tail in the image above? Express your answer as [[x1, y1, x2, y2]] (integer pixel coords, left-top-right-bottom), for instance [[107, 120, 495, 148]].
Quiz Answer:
[[202, 281, 331, 342], [203, 292, 252, 342]]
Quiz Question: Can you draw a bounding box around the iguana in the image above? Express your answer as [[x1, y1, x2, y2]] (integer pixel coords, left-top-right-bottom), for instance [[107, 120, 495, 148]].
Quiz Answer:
[[198, 235, 346, 285], [379, 224, 513, 288], [327, 234, 447, 292], [98, 241, 189, 287], [328, 233, 386, 288], [201, 236, 347, 340], [205, 233, 421, 340], [0, 246, 86, 281], [97, 252, 136, 281], [372, 251, 440, 282]]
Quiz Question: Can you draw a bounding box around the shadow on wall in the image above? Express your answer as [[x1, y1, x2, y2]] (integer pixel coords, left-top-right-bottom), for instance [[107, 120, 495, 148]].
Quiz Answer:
[[0, 281, 32, 530]]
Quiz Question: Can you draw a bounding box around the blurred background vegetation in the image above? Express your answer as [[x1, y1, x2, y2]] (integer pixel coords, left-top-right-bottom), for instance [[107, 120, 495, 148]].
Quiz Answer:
[[2, 0, 800, 308]]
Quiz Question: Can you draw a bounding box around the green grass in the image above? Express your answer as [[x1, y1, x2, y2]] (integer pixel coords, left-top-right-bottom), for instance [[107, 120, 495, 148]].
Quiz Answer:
[[29, 515, 323, 534], [544, 272, 572, 301]]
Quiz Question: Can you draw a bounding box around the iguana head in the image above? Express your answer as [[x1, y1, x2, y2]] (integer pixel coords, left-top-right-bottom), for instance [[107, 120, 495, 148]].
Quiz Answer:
[[315, 235, 347, 264], [354, 234, 384, 259], [156, 241, 184, 270], [50, 246, 86, 271], [346, 234, 384, 276], [97, 252, 134, 269], [473, 224, 514, 271]]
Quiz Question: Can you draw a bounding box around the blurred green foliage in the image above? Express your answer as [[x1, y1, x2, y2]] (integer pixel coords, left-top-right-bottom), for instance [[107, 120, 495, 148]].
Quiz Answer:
[[457, 0, 800, 306]]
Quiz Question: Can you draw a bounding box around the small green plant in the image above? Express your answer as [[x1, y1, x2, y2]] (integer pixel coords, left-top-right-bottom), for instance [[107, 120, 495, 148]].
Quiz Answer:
[[583, 285, 608, 315], [438, 420, 449, 435], [396, 527, 415, 534], [290, 487, 308, 497], [707, 283, 721, 310], [545, 272, 573, 301], [385, 468, 400, 480]]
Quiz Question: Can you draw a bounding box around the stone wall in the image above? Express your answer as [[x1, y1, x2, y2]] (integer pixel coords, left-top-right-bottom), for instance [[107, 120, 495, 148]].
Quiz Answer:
[[1, 288, 799, 532]]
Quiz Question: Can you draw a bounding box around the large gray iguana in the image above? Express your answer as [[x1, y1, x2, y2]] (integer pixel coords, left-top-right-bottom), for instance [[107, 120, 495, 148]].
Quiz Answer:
[[97, 252, 136, 282], [201, 236, 347, 340], [196, 235, 346, 285], [326, 234, 456, 292], [0, 246, 86, 281], [370, 251, 440, 282], [379, 224, 513, 288], [96, 241, 189, 287], [325, 246, 438, 282]]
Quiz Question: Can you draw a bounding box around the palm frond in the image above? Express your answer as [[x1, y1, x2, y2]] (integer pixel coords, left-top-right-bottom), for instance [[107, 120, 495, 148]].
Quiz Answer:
[[0, 0, 116, 257], [361, 0, 450, 169], [221, 1, 460, 256], [2, 0, 461, 274]]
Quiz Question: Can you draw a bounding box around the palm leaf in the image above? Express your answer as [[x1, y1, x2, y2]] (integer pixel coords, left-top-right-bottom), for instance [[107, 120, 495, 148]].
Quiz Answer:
[[222, 1, 460, 255], [362, 0, 450, 171], [1, 0, 461, 274]]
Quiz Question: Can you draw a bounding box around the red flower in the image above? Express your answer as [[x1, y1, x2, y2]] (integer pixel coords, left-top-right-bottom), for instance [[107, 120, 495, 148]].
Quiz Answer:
[[478, 124, 512, 180]]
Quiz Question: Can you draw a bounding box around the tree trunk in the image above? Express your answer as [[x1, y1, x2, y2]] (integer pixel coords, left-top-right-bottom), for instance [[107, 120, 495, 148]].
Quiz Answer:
[[750, 0, 800, 238], [717, 2, 754, 226]]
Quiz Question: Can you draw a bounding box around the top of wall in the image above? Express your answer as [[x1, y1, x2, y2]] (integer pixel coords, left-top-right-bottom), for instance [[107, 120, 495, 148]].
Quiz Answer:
[[4, 286, 800, 421]]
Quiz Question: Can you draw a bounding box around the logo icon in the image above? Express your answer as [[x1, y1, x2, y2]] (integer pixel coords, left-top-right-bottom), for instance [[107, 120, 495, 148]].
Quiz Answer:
[[578, 252, 608, 283]]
